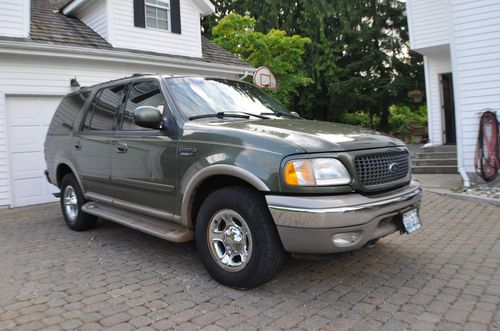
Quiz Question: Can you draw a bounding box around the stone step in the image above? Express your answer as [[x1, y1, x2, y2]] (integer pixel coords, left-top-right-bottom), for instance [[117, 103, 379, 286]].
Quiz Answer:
[[414, 152, 457, 160], [422, 145, 457, 153], [412, 158, 457, 166], [412, 165, 458, 174]]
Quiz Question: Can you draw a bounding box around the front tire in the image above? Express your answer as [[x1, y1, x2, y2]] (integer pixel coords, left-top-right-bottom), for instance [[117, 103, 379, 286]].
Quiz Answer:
[[60, 174, 97, 231], [195, 186, 286, 289]]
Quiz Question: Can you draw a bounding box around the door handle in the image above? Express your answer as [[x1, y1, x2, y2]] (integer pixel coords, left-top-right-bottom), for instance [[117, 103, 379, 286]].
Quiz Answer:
[[74, 142, 81, 150], [115, 142, 128, 153]]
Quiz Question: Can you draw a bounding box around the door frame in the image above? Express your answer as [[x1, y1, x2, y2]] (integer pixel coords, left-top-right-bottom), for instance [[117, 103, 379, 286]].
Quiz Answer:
[[440, 73, 456, 145]]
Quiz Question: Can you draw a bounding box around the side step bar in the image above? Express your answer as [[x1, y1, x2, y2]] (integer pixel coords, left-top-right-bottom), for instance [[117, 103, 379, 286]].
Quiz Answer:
[[82, 202, 194, 243]]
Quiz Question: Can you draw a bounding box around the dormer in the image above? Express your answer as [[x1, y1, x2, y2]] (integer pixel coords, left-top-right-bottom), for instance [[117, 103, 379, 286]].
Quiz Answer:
[[0, 0, 30, 37], [62, 0, 214, 58]]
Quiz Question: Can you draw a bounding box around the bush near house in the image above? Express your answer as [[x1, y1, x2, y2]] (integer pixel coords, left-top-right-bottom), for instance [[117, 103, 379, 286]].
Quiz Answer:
[[340, 105, 427, 136]]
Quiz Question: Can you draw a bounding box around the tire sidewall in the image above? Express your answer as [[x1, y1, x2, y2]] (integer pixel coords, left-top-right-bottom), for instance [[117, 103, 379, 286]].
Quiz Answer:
[[60, 174, 95, 231]]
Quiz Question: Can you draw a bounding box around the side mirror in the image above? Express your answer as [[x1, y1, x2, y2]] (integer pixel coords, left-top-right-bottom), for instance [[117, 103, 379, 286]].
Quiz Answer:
[[133, 106, 162, 129]]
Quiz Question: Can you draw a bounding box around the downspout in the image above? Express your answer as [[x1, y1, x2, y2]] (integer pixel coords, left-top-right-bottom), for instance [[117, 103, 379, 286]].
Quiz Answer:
[[447, 0, 470, 188]]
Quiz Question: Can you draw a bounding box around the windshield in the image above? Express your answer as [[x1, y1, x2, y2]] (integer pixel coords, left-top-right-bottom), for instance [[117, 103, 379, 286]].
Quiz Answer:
[[165, 77, 292, 119]]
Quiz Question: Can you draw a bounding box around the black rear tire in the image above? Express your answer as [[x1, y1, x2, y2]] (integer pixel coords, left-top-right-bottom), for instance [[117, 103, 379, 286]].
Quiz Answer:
[[195, 186, 286, 289], [60, 174, 97, 231]]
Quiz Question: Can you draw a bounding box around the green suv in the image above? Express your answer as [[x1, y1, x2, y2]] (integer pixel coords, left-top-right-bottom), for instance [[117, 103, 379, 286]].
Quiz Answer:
[[45, 75, 422, 288]]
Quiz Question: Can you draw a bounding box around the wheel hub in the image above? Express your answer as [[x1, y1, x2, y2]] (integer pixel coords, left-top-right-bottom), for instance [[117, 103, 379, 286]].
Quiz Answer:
[[223, 226, 244, 254], [63, 185, 78, 222], [207, 209, 253, 272]]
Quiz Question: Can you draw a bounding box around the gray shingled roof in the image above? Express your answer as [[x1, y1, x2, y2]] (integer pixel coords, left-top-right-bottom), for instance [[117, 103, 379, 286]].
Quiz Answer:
[[25, 0, 252, 69]]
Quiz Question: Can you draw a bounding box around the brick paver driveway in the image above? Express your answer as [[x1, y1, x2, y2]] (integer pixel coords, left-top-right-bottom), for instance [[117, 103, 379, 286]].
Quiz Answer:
[[0, 192, 499, 331]]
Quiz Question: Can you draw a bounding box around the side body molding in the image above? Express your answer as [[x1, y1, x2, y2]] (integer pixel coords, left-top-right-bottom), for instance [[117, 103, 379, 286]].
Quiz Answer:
[[181, 164, 270, 228]]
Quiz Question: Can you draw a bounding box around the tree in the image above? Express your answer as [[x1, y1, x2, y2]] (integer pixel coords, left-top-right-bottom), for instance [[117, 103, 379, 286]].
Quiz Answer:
[[212, 13, 312, 107], [204, 1, 424, 131]]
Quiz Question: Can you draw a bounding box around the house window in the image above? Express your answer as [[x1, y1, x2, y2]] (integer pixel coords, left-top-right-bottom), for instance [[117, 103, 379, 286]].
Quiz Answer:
[[145, 0, 170, 31]]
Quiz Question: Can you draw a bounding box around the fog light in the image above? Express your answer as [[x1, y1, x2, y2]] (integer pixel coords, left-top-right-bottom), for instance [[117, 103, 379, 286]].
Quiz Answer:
[[332, 232, 360, 247]]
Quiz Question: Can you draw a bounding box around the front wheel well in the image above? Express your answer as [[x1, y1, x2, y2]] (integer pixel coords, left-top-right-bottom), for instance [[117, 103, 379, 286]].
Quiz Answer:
[[189, 175, 263, 228]]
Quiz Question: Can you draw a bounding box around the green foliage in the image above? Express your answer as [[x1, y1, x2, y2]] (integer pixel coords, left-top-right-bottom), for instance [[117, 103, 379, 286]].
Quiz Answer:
[[340, 112, 378, 129], [203, 1, 425, 132], [388, 105, 427, 134], [339, 105, 427, 134], [212, 14, 312, 107]]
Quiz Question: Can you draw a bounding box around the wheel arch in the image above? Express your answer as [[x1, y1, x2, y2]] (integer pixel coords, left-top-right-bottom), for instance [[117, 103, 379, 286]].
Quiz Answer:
[[181, 165, 270, 228], [55, 160, 84, 193]]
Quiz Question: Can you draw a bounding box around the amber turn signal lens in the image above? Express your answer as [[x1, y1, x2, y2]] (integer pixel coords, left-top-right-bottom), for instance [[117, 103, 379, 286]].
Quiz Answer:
[[284, 161, 299, 186], [284, 160, 315, 186]]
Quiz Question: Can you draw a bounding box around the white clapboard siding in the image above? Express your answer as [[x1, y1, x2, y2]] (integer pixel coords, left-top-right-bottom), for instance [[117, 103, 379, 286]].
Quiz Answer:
[[76, 0, 108, 40], [406, 0, 450, 52], [0, 0, 30, 38], [449, 0, 500, 172], [423, 49, 452, 146], [109, 0, 203, 58], [0, 52, 239, 206]]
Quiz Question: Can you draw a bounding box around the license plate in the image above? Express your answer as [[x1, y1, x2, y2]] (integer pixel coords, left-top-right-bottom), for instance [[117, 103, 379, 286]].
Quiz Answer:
[[402, 208, 421, 234]]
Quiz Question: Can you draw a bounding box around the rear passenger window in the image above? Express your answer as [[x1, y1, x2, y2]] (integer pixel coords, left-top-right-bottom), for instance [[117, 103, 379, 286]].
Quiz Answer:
[[48, 91, 90, 135], [121, 80, 165, 131], [83, 85, 126, 131]]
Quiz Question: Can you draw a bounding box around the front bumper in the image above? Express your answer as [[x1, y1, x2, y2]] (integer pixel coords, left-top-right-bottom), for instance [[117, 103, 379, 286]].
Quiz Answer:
[[266, 180, 423, 254]]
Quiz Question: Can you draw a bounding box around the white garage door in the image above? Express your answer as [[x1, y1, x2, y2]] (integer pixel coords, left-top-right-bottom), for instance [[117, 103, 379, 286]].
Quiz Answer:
[[7, 96, 62, 207]]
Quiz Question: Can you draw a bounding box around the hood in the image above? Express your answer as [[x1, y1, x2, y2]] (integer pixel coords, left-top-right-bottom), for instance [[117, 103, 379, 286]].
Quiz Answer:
[[215, 119, 405, 153]]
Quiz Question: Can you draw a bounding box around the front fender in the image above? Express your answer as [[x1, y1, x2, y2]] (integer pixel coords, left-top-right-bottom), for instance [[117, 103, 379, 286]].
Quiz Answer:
[[180, 164, 270, 227]]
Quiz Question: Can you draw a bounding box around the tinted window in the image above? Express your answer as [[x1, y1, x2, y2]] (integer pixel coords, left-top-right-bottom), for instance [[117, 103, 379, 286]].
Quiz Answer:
[[48, 91, 90, 135], [84, 85, 126, 131], [121, 80, 165, 131]]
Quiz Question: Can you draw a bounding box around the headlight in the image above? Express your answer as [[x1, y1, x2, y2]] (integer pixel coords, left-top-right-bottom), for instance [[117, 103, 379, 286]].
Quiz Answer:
[[284, 158, 351, 186]]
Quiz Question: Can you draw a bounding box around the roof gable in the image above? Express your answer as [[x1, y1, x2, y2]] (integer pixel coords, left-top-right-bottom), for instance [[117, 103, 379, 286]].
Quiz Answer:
[[26, 0, 251, 69], [62, 0, 215, 16]]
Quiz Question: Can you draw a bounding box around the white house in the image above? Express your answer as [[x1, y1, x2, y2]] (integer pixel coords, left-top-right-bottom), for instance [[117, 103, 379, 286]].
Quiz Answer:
[[0, 0, 253, 208], [406, 0, 500, 186]]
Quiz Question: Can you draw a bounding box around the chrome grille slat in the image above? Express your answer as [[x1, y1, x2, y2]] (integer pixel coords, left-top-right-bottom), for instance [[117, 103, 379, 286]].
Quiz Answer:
[[354, 151, 410, 189]]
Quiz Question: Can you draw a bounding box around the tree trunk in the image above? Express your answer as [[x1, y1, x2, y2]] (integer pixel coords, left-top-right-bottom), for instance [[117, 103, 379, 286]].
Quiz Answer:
[[379, 105, 390, 132]]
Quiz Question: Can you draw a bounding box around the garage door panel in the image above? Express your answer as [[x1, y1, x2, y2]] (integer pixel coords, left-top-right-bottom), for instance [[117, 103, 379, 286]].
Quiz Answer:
[[10, 152, 46, 178], [11, 177, 57, 205], [7, 96, 61, 207], [8, 126, 47, 153]]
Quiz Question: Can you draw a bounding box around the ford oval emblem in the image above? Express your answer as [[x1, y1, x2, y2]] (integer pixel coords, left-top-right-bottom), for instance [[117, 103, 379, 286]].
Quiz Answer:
[[388, 163, 400, 173]]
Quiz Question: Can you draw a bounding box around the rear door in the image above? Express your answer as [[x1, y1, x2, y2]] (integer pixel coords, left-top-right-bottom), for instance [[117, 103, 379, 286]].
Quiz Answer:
[[74, 84, 127, 198], [111, 79, 178, 213]]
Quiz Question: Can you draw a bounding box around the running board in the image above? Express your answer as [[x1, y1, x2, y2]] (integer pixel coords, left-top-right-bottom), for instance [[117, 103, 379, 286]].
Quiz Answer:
[[82, 202, 193, 243]]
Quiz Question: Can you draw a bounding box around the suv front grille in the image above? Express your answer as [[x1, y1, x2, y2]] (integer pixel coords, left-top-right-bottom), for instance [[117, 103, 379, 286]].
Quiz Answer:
[[354, 151, 410, 190]]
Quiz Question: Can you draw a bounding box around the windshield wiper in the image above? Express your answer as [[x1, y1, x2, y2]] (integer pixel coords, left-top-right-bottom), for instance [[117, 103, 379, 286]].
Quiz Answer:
[[228, 111, 270, 119], [189, 112, 250, 121], [260, 111, 301, 119]]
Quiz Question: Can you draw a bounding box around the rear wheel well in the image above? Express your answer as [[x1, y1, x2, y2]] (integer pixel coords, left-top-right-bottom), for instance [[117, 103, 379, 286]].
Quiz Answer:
[[190, 175, 262, 227], [56, 164, 74, 188]]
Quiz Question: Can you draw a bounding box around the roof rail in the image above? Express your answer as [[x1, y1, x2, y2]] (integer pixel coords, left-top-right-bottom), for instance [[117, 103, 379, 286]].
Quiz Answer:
[[132, 73, 156, 77]]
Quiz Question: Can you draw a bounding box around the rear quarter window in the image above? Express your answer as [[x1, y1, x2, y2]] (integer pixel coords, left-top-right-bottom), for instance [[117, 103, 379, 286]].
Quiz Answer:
[[47, 91, 90, 135]]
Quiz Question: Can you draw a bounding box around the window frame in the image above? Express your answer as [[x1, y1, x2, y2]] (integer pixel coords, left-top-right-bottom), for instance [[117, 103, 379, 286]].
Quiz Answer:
[[79, 83, 128, 135], [115, 79, 168, 135], [144, 0, 171, 32]]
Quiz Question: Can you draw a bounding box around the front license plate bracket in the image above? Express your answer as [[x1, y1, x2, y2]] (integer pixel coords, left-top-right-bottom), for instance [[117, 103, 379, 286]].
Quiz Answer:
[[400, 207, 421, 234]]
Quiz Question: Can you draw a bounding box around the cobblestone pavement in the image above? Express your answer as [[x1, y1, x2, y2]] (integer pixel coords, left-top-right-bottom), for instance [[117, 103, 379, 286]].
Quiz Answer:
[[0, 192, 499, 331]]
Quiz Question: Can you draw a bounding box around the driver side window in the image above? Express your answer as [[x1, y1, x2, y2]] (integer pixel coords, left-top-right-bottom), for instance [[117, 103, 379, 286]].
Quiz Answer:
[[122, 80, 165, 131]]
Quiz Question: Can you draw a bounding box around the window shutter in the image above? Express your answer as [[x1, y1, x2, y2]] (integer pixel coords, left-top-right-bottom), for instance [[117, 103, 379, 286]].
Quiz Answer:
[[171, 0, 181, 34], [134, 0, 146, 28]]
